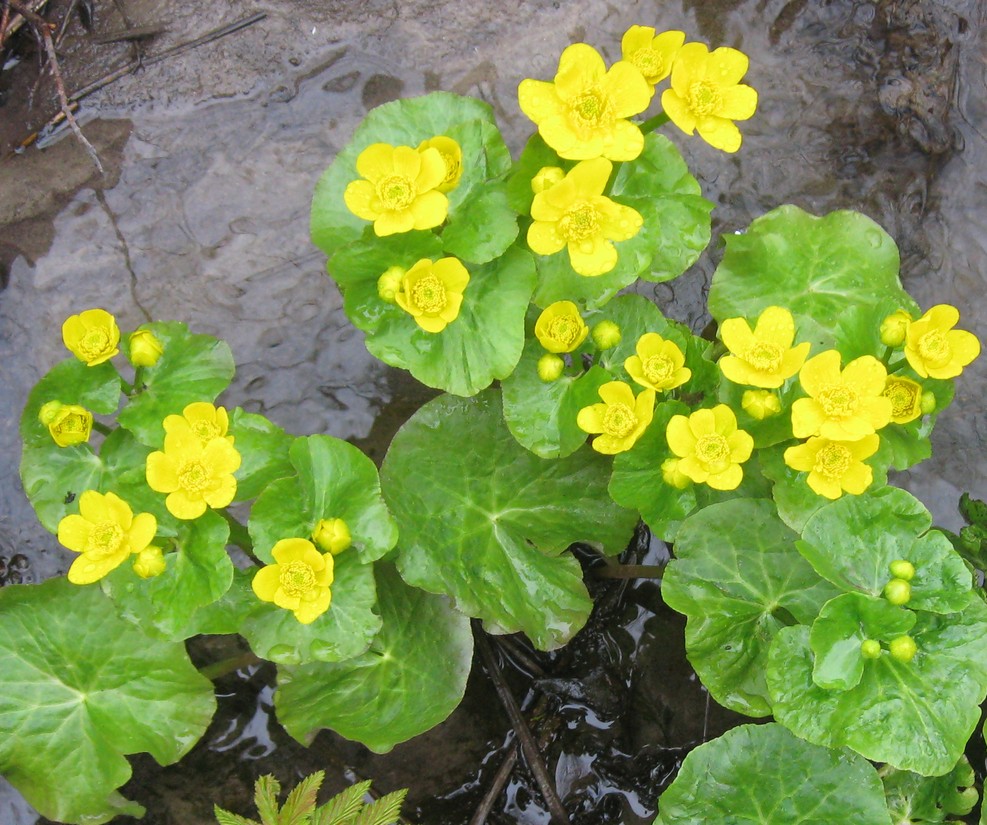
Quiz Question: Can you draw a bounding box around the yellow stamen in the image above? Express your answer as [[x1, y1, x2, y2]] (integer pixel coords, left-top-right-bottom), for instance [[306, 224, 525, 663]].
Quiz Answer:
[[603, 403, 637, 438], [279, 560, 316, 597]]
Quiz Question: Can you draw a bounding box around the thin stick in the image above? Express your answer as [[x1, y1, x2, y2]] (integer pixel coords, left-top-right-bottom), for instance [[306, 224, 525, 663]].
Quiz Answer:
[[474, 624, 572, 825], [468, 744, 518, 825], [53, 0, 77, 47]]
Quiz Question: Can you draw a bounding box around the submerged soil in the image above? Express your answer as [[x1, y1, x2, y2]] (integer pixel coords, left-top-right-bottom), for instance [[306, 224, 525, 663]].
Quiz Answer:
[[1, 0, 986, 822]]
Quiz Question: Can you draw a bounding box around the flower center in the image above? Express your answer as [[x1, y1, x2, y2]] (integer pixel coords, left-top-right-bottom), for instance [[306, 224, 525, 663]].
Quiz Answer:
[[80, 328, 110, 358], [917, 330, 950, 365], [279, 560, 316, 597], [191, 420, 221, 441], [376, 175, 415, 211], [745, 341, 783, 373], [59, 414, 87, 433], [695, 433, 730, 468], [410, 274, 447, 314], [883, 380, 919, 418], [630, 47, 663, 80], [558, 201, 600, 242], [814, 444, 852, 479], [818, 384, 858, 418], [178, 460, 211, 493], [548, 315, 582, 348], [689, 81, 722, 117], [86, 521, 124, 560], [439, 151, 460, 187], [643, 354, 675, 385], [603, 403, 637, 438]]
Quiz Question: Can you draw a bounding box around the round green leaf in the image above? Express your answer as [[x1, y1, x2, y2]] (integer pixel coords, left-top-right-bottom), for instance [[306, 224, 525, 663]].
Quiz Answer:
[[249, 434, 398, 565], [798, 488, 974, 614], [381, 389, 637, 650], [274, 563, 472, 753], [20, 441, 103, 533], [767, 601, 987, 776], [760, 443, 843, 534], [655, 723, 893, 825], [441, 181, 519, 264], [0, 579, 215, 824], [100, 510, 233, 640], [661, 499, 841, 716], [228, 407, 295, 502], [881, 756, 978, 824], [117, 321, 235, 448], [20, 357, 121, 445], [708, 206, 919, 358]]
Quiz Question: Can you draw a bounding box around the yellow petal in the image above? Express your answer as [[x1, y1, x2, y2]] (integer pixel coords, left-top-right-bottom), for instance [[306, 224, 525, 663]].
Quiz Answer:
[[752, 307, 795, 348], [390, 145, 422, 179], [58, 515, 92, 553], [711, 404, 737, 435], [670, 43, 710, 94], [791, 398, 826, 439], [343, 180, 379, 221], [598, 381, 635, 407], [661, 89, 697, 135], [707, 464, 743, 491], [273, 587, 301, 611], [203, 474, 237, 509], [567, 158, 612, 197], [799, 350, 842, 396], [68, 551, 127, 585], [841, 463, 873, 495], [718, 84, 758, 120], [807, 472, 843, 500], [410, 190, 448, 230], [603, 61, 653, 118], [696, 116, 743, 153], [555, 43, 606, 95], [568, 238, 617, 277], [294, 589, 332, 624], [924, 304, 960, 330], [779, 342, 812, 379], [146, 451, 180, 493], [374, 210, 416, 236], [689, 408, 717, 437], [252, 565, 281, 601], [517, 79, 563, 122], [841, 356, 887, 396], [415, 147, 446, 192], [784, 442, 816, 473], [203, 438, 242, 475], [538, 115, 585, 159], [434, 257, 470, 293], [356, 143, 395, 181], [77, 489, 110, 523], [621, 25, 656, 57], [706, 46, 749, 86], [104, 492, 134, 530], [720, 317, 755, 355], [727, 430, 754, 463], [677, 455, 708, 482], [666, 415, 697, 456], [127, 512, 158, 553], [577, 403, 607, 435], [528, 221, 566, 256], [166, 490, 207, 520]]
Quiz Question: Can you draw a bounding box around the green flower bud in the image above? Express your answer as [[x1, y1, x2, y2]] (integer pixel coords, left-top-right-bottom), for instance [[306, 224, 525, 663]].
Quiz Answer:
[[537, 353, 565, 382], [879, 309, 912, 347], [377, 266, 405, 303], [883, 577, 912, 605], [920, 391, 936, 414], [591, 320, 622, 350], [38, 400, 64, 426], [128, 328, 165, 367], [860, 639, 882, 659], [889, 635, 917, 663], [889, 559, 915, 581]]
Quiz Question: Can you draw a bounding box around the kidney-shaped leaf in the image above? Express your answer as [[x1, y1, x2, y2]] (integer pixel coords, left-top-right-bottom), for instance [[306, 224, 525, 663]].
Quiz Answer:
[[881, 756, 978, 824], [0, 579, 215, 824]]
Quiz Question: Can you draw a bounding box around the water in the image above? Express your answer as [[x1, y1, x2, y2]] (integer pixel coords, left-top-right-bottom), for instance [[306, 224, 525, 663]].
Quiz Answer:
[[1, 0, 986, 821]]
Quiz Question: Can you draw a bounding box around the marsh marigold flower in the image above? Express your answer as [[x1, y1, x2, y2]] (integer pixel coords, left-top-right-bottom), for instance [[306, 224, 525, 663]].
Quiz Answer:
[[577, 381, 655, 454], [394, 257, 470, 333], [666, 405, 753, 490], [784, 435, 880, 500], [518, 43, 652, 161], [129, 328, 165, 367], [903, 304, 980, 379], [312, 518, 351, 555], [252, 538, 334, 624], [882, 376, 923, 424], [57, 490, 157, 585], [417, 136, 463, 193], [163, 402, 233, 447], [535, 301, 589, 353], [741, 389, 782, 420], [719, 306, 810, 388], [39, 401, 93, 447], [62, 308, 120, 366], [527, 157, 643, 277], [879, 310, 912, 348], [620, 26, 685, 86], [661, 42, 758, 153], [343, 142, 448, 236], [624, 333, 691, 392], [791, 350, 892, 441], [146, 426, 241, 520]]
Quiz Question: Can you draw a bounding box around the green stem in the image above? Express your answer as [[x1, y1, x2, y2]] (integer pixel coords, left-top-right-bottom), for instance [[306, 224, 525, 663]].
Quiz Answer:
[[120, 378, 134, 395], [592, 563, 668, 579], [199, 651, 261, 681], [639, 111, 670, 133], [92, 421, 113, 436]]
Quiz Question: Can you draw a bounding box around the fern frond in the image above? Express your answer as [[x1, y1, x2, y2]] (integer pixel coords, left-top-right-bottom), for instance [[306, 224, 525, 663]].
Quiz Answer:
[[312, 780, 372, 825], [213, 804, 261, 825], [353, 789, 408, 825], [254, 775, 282, 825], [278, 770, 325, 825]]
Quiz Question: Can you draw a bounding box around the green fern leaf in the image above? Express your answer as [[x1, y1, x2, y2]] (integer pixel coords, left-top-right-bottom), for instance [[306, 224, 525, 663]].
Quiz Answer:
[[254, 775, 282, 825], [352, 789, 408, 825], [312, 780, 372, 825], [278, 770, 324, 825], [213, 804, 261, 825]]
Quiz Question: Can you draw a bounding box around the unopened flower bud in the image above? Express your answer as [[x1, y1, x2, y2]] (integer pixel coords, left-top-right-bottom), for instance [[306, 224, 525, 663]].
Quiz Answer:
[[133, 545, 166, 579], [38, 400, 64, 426], [889, 635, 917, 663], [531, 166, 565, 194], [889, 559, 915, 581], [377, 266, 405, 303], [741, 389, 782, 420], [920, 391, 936, 415], [312, 517, 351, 555], [883, 578, 912, 605], [860, 639, 882, 659], [129, 328, 165, 367], [661, 457, 692, 489], [537, 353, 565, 382], [591, 320, 622, 350], [41, 402, 93, 447], [880, 310, 912, 347]]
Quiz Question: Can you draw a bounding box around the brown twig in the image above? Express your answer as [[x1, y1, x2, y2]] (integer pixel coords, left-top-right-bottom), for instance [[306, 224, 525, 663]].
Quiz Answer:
[[468, 745, 519, 825]]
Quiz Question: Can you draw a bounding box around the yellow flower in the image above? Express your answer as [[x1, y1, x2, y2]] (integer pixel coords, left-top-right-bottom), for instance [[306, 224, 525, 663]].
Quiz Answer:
[[146, 428, 242, 520], [133, 545, 166, 579], [661, 457, 692, 489], [129, 328, 164, 367], [532, 166, 565, 194], [394, 257, 470, 333], [62, 308, 120, 366], [163, 402, 233, 447], [57, 490, 157, 585], [534, 301, 589, 353], [518, 42, 653, 161], [903, 304, 980, 379], [879, 310, 912, 348], [577, 381, 655, 454], [311, 518, 351, 555], [538, 353, 565, 382], [741, 389, 782, 420], [620, 26, 685, 86], [343, 142, 448, 236], [719, 306, 810, 388], [784, 435, 880, 500], [661, 42, 758, 153], [666, 405, 753, 490], [527, 157, 643, 277], [624, 333, 691, 392], [251, 538, 334, 625], [417, 135, 463, 193], [882, 376, 923, 424], [791, 351, 892, 441], [39, 401, 93, 447]]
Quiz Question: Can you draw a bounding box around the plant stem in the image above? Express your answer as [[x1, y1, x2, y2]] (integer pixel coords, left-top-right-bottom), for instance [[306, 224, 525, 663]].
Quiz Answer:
[[592, 563, 667, 579], [91, 421, 113, 436], [639, 112, 670, 133], [199, 651, 261, 681]]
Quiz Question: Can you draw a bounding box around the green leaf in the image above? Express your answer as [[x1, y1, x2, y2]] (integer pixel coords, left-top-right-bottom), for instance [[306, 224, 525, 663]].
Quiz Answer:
[[101, 510, 233, 640], [960, 492, 987, 529], [381, 389, 637, 649], [214, 807, 260, 825], [117, 321, 235, 448], [229, 408, 295, 502], [882, 756, 978, 824], [654, 723, 893, 825], [353, 790, 407, 825], [0, 579, 215, 824], [275, 564, 472, 753], [759, 443, 839, 533], [20, 439, 103, 533], [767, 601, 987, 776], [20, 357, 121, 445], [661, 499, 841, 716], [279, 770, 324, 825], [313, 780, 371, 825], [255, 774, 281, 825], [798, 488, 974, 614], [311, 92, 512, 255], [708, 206, 919, 359], [441, 181, 518, 264], [183, 567, 259, 636]]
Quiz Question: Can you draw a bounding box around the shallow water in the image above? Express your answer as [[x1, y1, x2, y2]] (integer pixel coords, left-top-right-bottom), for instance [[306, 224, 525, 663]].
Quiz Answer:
[[1, 0, 986, 821]]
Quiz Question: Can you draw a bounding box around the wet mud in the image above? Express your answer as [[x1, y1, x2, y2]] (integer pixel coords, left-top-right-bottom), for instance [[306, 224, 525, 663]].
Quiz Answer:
[[2, 0, 986, 822]]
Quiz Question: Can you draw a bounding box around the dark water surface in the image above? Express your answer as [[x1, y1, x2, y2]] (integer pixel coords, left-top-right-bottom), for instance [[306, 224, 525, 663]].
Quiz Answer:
[[1, 0, 986, 821]]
